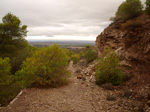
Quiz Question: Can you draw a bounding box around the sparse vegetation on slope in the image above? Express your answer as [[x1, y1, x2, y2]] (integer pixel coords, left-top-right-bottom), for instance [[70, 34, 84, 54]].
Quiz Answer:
[[122, 20, 143, 29]]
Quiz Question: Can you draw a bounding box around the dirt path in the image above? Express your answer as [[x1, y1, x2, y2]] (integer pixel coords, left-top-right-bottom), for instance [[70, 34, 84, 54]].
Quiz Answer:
[[0, 61, 129, 112]]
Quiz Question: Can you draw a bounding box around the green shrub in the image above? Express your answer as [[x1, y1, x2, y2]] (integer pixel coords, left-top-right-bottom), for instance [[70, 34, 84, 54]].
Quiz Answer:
[[16, 44, 71, 87], [10, 44, 38, 74], [0, 58, 24, 106], [95, 49, 124, 86], [145, 0, 150, 15], [71, 54, 80, 64], [0, 58, 11, 76], [116, 0, 143, 20], [79, 51, 84, 57], [67, 51, 75, 57], [86, 48, 97, 63], [85, 45, 91, 49], [122, 20, 142, 29]]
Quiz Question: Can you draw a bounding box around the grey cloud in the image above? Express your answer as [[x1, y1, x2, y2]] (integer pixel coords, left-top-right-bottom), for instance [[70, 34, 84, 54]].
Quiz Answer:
[[0, 0, 146, 40]]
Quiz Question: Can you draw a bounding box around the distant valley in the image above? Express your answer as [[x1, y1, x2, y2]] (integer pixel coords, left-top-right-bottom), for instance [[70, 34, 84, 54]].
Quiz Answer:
[[27, 40, 95, 48]]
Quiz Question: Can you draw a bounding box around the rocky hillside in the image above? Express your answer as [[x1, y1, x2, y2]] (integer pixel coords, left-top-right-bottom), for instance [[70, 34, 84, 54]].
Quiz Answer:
[[95, 15, 150, 91]]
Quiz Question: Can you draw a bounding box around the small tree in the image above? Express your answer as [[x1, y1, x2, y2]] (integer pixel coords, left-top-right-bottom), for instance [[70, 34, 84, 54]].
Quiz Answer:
[[0, 13, 28, 74], [145, 0, 150, 15], [116, 0, 143, 20], [0, 13, 28, 57], [16, 44, 71, 87], [95, 49, 124, 86]]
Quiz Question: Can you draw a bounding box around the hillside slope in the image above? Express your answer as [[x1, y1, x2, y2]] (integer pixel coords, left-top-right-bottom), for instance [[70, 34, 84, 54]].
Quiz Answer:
[[96, 15, 150, 91]]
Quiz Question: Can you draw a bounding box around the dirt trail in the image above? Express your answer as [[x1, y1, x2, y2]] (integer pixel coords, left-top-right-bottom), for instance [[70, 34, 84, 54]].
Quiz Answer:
[[0, 61, 128, 112]]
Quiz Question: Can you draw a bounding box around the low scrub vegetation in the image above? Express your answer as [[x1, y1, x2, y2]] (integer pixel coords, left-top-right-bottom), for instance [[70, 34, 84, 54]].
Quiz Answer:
[[67, 48, 87, 62], [122, 20, 142, 29], [0, 44, 71, 106], [85, 48, 97, 63], [16, 44, 71, 87], [95, 49, 124, 86], [71, 54, 80, 64]]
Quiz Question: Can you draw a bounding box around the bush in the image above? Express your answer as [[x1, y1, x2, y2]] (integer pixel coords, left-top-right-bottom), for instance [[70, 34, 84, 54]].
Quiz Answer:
[[145, 0, 150, 15], [0, 58, 23, 106], [67, 51, 75, 57], [10, 44, 38, 74], [71, 54, 80, 64], [79, 51, 84, 58], [122, 20, 142, 29], [16, 44, 71, 87], [95, 49, 124, 86], [85, 45, 91, 49], [86, 48, 97, 63], [116, 0, 143, 20]]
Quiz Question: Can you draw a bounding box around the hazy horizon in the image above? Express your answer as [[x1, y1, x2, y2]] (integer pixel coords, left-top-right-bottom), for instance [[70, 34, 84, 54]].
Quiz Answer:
[[26, 39, 95, 42]]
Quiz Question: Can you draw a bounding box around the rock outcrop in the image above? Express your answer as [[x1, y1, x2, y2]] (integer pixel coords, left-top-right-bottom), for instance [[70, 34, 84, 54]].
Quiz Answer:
[[95, 15, 150, 90]]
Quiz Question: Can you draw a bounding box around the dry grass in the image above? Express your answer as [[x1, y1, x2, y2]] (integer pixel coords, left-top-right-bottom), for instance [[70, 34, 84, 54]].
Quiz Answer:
[[122, 20, 142, 29]]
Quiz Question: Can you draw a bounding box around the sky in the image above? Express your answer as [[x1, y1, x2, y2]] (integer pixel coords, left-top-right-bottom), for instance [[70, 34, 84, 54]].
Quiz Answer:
[[0, 0, 146, 41]]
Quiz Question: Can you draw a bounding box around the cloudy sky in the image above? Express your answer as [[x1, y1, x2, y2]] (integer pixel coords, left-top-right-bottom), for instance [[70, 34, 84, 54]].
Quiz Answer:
[[0, 0, 146, 41]]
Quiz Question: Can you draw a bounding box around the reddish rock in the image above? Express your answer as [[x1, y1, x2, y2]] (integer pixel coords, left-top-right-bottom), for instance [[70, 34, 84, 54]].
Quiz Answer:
[[77, 75, 83, 79]]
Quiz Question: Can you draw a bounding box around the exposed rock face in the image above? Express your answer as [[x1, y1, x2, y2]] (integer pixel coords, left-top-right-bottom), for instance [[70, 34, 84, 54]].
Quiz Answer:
[[95, 15, 150, 90]]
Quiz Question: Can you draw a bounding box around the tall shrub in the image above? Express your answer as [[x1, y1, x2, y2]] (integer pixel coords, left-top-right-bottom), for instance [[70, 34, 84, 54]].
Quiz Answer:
[[95, 49, 124, 86], [16, 44, 71, 87]]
